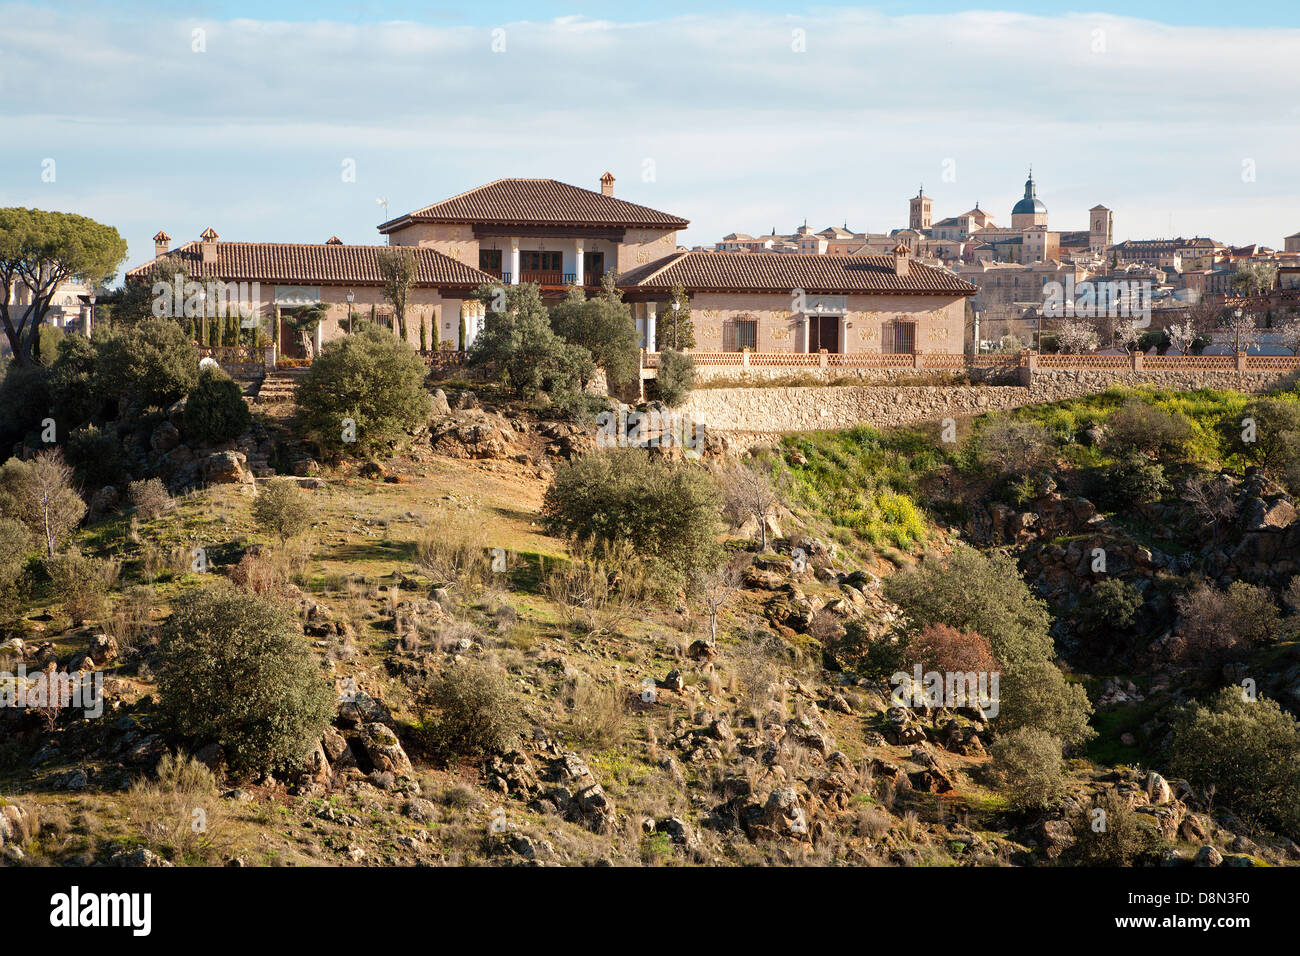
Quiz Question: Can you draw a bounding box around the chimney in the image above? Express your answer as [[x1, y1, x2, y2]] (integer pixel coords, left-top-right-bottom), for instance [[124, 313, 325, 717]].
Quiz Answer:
[[600, 171, 615, 197], [892, 241, 911, 278], [153, 231, 171, 258], [200, 227, 218, 266]]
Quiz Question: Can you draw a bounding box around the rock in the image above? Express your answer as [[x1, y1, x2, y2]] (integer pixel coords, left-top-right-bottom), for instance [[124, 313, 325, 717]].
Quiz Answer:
[[754, 787, 809, 841], [1035, 818, 1075, 860], [687, 640, 718, 662], [1179, 813, 1210, 843], [109, 847, 174, 867], [88, 633, 118, 666], [661, 669, 685, 693], [430, 389, 451, 417], [88, 485, 119, 518], [403, 798, 438, 823], [359, 460, 387, 480], [151, 421, 181, 453], [321, 726, 351, 763], [1145, 772, 1172, 806], [657, 815, 699, 847], [1194, 845, 1224, 867], [358, 722, 413, 778], [203, 450, 252, 485]]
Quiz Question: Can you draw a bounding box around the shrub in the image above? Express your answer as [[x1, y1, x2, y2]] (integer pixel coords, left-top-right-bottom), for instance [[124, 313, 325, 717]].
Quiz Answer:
[[46, 549, 119, 626], [64, 424, 125, 489], [906, 623, 998, 674], [975, 420, 1053, 476], [98, 319, 199, 408], [1066, 789, 1161, 865], [128, 478, 172, 520], [414, 528, 493, 593], [1078, 578, 1143, 634], [156, 582, 334, 777], [295, 325, 433, 458], [996, 660, 1095, 751], [0, 517, 33, 625], [883, 546, 1053, 670], [548, 280, 641, 395], [469, 284, 595, 400], [0, 364, 52, 445], [1227, 397, 1300, 475], [46, 333, 108, 433], [1174, 581, 1282, 667], [836, 619, 908, 680], [1105, 400, 1193, 459], [251, 478, 313, 545], [990, 727, 1066, 811], [410, 658, 525, 760], [0, 450, 86, 556], [654, 349, 696, 407], [185, 366, 251, 443], [1104, 454, 1168, 505], [1168, 687, 1300, 836], [542, 448, 723, 592]]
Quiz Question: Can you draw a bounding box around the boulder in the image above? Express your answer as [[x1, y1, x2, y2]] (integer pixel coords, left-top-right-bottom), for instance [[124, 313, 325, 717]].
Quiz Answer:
[[151, 421, 181, 453], [203, 450, 252, 485], [359, 722, 413, 777], [88, 634, 118, 667]]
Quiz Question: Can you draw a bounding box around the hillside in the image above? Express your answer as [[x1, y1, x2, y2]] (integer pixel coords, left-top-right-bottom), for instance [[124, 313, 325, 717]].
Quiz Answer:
[[3, 373, 1300, 868]]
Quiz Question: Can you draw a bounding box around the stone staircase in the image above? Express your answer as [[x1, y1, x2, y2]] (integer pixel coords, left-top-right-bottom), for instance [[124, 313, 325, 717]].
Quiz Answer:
[[255, 366, 309, 405]]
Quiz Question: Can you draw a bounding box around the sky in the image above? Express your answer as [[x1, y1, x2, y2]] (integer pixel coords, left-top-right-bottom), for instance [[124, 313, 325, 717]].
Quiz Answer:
[[3, 1, 1299, 280]]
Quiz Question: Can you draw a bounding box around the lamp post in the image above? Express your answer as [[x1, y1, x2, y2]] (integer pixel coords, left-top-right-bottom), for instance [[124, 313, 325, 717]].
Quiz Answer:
[[346, 290, 355, 333], [87, 294, 96, 338], [671, 297, 680, 351]]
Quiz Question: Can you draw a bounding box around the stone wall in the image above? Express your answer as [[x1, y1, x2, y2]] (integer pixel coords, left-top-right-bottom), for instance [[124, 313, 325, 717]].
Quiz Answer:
[[683, 367, 1298, 436]]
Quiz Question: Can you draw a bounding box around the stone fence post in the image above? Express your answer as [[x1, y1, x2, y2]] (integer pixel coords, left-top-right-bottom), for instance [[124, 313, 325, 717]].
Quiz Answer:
[[1235, 351, 1248, 371], [1132, 350, 1143, 370]]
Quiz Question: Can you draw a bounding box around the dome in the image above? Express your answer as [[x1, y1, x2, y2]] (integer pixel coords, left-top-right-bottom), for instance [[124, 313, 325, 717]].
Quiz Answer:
[[1012, 172, 1047, 216]]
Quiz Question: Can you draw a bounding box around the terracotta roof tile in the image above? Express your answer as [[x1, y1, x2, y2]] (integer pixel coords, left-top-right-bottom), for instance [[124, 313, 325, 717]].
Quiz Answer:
[[618, 251, 976, 295], [380, 178, 688, 231], [126, 241, 496, 288]]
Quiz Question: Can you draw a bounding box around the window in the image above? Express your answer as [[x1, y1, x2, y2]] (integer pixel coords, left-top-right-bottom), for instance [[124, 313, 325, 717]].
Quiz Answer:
[[882, 320, 916, 354], [725, 317, 757, 351], [479, 249, 502, 275], [520, 251, 562, 271]]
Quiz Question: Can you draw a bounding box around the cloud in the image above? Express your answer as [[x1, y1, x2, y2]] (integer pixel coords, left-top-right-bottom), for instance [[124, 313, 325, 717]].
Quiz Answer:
[[1, 3, 1297, 273]]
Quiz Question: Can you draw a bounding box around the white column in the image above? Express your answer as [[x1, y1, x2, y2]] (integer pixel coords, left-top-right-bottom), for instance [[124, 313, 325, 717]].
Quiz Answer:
[[646, 304, 657, 352], [804, 315, 811, 353], [575, 238, 585, 286], [509, 238, 520, 285]]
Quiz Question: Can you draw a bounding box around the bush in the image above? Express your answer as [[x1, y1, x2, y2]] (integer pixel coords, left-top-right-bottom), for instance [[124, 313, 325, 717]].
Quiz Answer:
[[1078, 578, 1143, 634], [975, 419, 1053, 476], [1104, 453, 1168, 505], [1227, 397, 1300, 475], [1105, 400, 1193, 459], [0, 364, 52, 445], [185, 366, 251, 443], [1168, 687, 1300, 836], [1174, 581, 1282, 667], [654, 349, 696, 407], [541, 448, 723, 592], [835, 619, 908, 679], [156, 582, 334, 777], [251, 478, 313, 545], [548, 281, 641, 395], [1066, 789, 1161, 865], [990, 727, 1066, 811], [906, 623, 998, 673], [997, 660, 1095, 751], [883, 546, 1053, 670], [295, 325, 433, 458], [0, 450, 86, 556], [469, 284, 595, 400], [98, 319, 199, 409], [64, 424, 125, 489], [46, 333, 107, 433], [0, 517, 33, 626], [411, 658, 525, 760], [128, 478, 172, 520], [46, 549, 119, 626]]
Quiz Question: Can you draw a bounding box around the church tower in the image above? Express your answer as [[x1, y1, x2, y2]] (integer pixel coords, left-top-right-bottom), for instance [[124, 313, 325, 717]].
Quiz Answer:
[[909, 186, 932, 232], [1089, 204, 1113, 255], [1010, 169, 1048, 230]]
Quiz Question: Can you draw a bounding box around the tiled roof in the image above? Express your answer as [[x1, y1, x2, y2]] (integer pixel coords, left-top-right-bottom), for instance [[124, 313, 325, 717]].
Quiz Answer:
[[125, 241, 496, 288], [380, 178, 689, 231], [618, 252, 976, 295]]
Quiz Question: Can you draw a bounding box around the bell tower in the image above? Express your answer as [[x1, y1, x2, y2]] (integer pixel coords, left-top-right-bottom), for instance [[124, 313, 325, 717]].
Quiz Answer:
[[909, 186, 932, 232]]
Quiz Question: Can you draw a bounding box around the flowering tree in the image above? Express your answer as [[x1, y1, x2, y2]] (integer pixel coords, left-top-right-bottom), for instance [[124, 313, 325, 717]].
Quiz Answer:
[[1167, 319, 1198, 354], [1221, 310, 1260, 354], [1054, 319, 1098, 353]]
